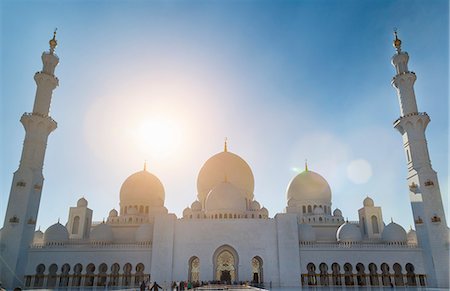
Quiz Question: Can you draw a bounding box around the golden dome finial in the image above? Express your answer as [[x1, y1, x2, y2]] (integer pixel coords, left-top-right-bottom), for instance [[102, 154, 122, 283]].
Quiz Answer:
[[393, 28, 402, 52], [49, 28, 58, 53], [305, 159, 308, 172], [144, 160, 147, 171], [224, 137, 228, 152]]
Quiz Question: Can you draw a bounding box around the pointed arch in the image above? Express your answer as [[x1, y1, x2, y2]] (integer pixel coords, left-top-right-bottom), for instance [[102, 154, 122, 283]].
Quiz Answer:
[[213, 245, 239, 283], [188, 256, 200, 283], [251, 256, 263, 284]]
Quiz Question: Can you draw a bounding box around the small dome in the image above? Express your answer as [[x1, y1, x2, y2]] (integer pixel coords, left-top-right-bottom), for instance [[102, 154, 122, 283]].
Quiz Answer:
[[120, 170, 165, 207], [109, 209, 118, 217], [183, 207, 191, 218], [363, 196, 374, 207], [77, 197, 88, 207], [337, 222, 362, 243], [333, 208, 343, 217], [191, 200, 202, 211], [407, 228, 417, 244], [205, 181, 246, 212], [313, 206, 324, 215], [33, 229, 44, 243], [251, 201, 261, 210], [90, 223, 114, 243], [260, 207, 269, 217], [44, 222, 69, 244], [382, 222, 407, 243], [298, 224, 316, 242], [197, 151, 254, 204], [287, 170, 331, 204], [135, 223, 153, 243]]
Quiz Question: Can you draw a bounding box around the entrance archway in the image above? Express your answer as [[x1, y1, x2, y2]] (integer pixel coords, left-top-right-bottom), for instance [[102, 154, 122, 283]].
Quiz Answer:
[[213, 245, 239, 284]]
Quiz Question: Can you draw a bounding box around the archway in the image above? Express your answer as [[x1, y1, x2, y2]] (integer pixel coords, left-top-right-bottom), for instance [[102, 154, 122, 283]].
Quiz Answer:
[[213, 245, 239, 284], [189, 256, 200, 283], [251, 256, 263, 284]]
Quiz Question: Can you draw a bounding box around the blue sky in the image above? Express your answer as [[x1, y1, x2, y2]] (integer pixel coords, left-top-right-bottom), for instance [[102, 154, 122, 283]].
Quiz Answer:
[[1, 0, 448, 231]]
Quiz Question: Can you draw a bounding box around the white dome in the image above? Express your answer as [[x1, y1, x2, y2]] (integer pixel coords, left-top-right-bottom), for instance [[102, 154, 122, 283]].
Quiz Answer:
[[33, 229, 44, 243], [135, 223, 153, 243], [363, 196, 374, 207], [251, 200, 261, 210], [90, 223, 114, 243], [333, 208, 343, 217], [407, 228, 417, 244], [191, 200, 202, 211], [77, 197, 88, 207], [44, 222, 69, 243], [183, 207, 191, 218], [109, 209, 118, 217], [120, 170, 165, 207], [287, 170, 331, 204], [260, 207, 269, 217], [197, 151, 254, 204], [298, 224, 316, 242], [382, 222, 407, 243], [313, 206, 324, 215], [205, 181, 246, 212], [337, 222, 362, 242]]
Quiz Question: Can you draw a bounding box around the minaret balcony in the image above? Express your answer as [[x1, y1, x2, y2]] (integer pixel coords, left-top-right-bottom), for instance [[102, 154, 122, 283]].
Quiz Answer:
[[393, 112, 430, 135]]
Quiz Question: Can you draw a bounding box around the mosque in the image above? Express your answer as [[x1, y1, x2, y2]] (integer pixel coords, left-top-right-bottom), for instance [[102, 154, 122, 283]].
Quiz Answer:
[[0, 31, 448, 290]]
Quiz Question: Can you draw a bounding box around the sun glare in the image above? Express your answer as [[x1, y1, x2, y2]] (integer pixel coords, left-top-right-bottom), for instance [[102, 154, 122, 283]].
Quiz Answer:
[[135, 117, 182, 160]]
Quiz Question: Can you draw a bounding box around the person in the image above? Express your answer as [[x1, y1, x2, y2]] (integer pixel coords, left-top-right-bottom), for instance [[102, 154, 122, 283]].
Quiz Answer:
[[140, 280, 147, 291], [151, 281, 162, 291]]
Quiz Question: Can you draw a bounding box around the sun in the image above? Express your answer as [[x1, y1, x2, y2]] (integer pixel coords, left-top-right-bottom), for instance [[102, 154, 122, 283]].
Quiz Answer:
[[135, 117, 183, 160]]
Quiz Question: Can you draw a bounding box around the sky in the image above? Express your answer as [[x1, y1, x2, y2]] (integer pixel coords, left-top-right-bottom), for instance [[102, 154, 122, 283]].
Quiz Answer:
[[1, 0, 448, 232]]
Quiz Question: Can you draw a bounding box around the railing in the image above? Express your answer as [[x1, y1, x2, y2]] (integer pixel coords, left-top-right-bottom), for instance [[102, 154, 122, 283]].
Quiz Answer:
[[24, 273, 150, 289], [300, 273, 426, 287], [30, 241, 151, 249], [299, 241, 419, 249], [393, 112, 429, 125]]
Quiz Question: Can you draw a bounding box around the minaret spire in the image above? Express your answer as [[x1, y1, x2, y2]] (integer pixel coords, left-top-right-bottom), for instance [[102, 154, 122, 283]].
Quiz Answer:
[[0, 32, 60, 289], [224, 137, 228, 152], [391, 32, 449, 288]]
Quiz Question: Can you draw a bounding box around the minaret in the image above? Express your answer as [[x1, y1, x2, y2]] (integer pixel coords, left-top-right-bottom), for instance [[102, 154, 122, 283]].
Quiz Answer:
[[0, 31, 59, 289], [391, 31, 449, 288]]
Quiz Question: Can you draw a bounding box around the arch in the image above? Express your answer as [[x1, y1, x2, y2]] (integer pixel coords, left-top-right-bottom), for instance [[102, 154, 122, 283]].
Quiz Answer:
[[34, 264, 45, 287], [110, 263, 120, 286], [251, 256, 263, 284], [302, 205, 306, 213], [393, 263, 403, 286], [368, 263, 378, 286], [123, 263, 132, 286], [343, 263, 354, 286], [189, 256, 200, 283], [97, 263, 108, 287], [72, 263, 83, 287], [72, 216, 80, 234], [405, 263, 416, 286], [355, 263, 366, 286], [371, 215, 379, 233], [135, 263, 145, 285], [381, 263, 391, 286], [213, 245, 239, 283], [319, 263, 328, 286], [331, 263, 341, 286], [308, 205, 312, 213], [306, 263, 316, 285], [85, 263, 95, 286], [47, 263, 58, 287], [59, 263, 70, 287]]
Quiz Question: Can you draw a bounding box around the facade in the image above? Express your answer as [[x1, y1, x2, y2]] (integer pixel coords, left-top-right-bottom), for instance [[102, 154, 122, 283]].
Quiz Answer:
[[0, 32, 449, 290]]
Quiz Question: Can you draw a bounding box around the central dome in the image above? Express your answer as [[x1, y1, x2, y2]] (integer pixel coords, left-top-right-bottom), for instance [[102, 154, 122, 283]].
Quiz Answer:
[[205, 181, 247, 212], [197, 150, 254, 205], [286, 170, 331, 204], [120, 170, 165, 207]]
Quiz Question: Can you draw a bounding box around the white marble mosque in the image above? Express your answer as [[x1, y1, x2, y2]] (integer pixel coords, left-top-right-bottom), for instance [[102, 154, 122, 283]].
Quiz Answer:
[[0, 31, 448, 290]]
